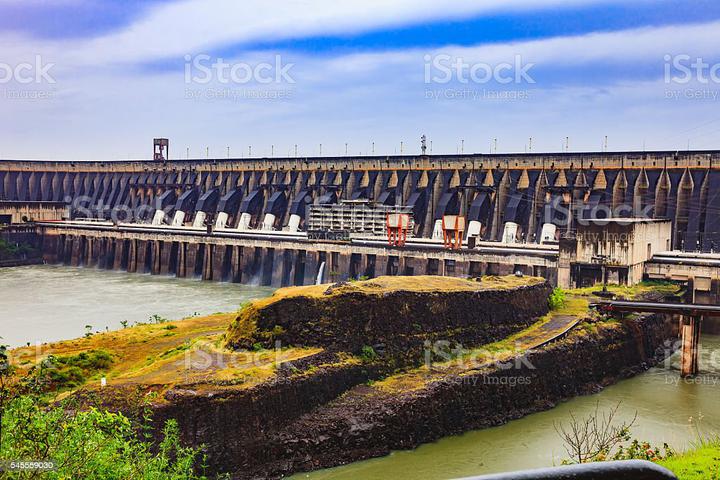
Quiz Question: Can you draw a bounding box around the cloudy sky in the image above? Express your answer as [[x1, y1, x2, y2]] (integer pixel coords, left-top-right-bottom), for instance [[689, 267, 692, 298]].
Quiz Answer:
[[1, 0, 720, 160]]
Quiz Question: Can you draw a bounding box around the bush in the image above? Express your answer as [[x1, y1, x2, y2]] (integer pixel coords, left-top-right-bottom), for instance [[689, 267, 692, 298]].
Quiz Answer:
[[1, 395, 207, 479], [360, 345, 377, 363], [549, 288, 566, 310], [39, 350, 114, 391]]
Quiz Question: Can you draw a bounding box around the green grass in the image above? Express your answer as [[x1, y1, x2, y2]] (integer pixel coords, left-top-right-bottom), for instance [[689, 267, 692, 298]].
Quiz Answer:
[[658, 441, 720, 479]]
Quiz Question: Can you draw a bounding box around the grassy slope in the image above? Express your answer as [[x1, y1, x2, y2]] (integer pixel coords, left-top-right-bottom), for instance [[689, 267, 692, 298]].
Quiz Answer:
[[10, 312, 322, 397], [659, 442, 720, 479]]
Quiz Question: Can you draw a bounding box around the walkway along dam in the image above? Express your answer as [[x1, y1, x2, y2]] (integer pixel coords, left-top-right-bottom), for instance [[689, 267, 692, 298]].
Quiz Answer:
[[4, 149, 720, 289]]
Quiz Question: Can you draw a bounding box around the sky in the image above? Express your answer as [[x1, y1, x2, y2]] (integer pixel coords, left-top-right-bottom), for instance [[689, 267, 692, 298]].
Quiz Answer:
[[1, 0, 720, 160]]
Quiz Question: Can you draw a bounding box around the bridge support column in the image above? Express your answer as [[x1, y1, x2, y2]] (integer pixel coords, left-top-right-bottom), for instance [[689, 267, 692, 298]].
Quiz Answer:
[[151, 241, 162, 275], [230, 246, 242, 283], [70, 236, 82, 267], [160, 241, 172, 275], [680, 315, 701, 377], [202, 244, 213, 281], [96, 238, 107, 269], [270, 249, 285, 288], [241, 247, 259, 284], [112, 240, 124, 270], [127, 239, 138, 273], [303, 251, 319, 285], [374, 255, 389, 278], [176, 243, 187, 278], [211, 245, 227, 282]]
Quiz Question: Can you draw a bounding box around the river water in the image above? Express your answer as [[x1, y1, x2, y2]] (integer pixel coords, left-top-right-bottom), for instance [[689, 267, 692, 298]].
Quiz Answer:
[[296, 339, 720, 479], [2, 265, 719, 478], [0, 264, 273, 347]]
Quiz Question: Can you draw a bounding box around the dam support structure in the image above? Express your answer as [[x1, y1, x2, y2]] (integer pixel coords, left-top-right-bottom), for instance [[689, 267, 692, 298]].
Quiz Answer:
[[37, 225, 559, 287]]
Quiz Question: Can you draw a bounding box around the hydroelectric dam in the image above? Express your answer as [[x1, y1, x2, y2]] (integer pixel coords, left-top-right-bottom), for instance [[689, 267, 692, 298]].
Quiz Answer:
[[3, 147, 720, 290]]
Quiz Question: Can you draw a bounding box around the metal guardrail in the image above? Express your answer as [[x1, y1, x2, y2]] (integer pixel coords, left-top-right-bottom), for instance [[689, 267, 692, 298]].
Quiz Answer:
[[592, 300, 720, 317], [456, 460, 678, 480]]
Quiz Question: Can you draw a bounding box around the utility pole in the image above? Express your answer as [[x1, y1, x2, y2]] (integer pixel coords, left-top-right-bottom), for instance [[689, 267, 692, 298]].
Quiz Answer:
[[493, 138, 498, 154], [529, 137, 533, 153], [372, 142, 375, 155], [186, 147, 189, 159], [271, 145, 274, 157], [461, 139, 465, 154], [345, 143, 348, 155], [400, 141, 404, 154], [565, 136, 569, 152], [248, 146, 252, 157], [604, 135, 608, 152], [319, 143, 322, 156], [206, 147, 209, 159], [294, 144, 298, 157]]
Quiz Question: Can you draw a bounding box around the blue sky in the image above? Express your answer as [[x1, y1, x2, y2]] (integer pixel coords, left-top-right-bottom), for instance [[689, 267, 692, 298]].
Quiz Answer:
[[1, 0, 720, 160]]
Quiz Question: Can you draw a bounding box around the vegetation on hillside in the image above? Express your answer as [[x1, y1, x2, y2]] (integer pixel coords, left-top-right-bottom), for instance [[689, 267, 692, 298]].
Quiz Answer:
[[555, 402, 720, 479], [0, 344, 208, 479]]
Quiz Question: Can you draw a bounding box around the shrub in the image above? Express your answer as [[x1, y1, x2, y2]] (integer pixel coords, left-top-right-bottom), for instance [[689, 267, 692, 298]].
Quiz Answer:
[[549, 288, 566, 310], [360, 345, 377, 363], [1, 395, 207, 479]]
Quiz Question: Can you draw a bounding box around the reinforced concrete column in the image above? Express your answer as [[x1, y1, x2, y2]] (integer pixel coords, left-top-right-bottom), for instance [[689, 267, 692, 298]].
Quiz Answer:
[[454, 259, 470, 278], [96, 238, 106, 269], [70, 236, 82, 267], [185, 243, 199, 278], [270, 248, 285, 288], [230, 246, 242, 283], [127, 239, 138, 273], [303, 250, 319, 285], [202, 244, 213, 281], [241, 246, 259, 284], [151, 241, 162, 275], [136, 240, 149, 273], [176, 243, 188, 278], [160, 241, 172, 275], [283, 250, 297, 287], [681, 315, 701, 377], [112, 240, 124, 270], [374, 255, 389, 278], [212, 244, 227, 282]]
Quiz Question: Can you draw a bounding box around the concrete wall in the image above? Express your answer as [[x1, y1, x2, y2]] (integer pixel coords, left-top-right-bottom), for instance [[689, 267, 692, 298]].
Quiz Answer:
[[39, 226, 559, 287], [3, 150, 720, 249]]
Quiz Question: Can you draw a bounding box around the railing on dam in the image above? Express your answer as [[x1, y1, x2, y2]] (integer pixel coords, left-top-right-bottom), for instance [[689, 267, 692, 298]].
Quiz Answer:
[[458, 460, 678, 480]]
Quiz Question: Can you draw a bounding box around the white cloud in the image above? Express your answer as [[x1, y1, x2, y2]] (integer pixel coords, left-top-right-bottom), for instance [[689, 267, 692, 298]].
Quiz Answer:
[[2, 3, 720, 159]]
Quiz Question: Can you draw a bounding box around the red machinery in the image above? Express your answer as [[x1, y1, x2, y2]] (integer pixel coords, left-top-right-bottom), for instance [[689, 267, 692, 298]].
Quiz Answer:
[[386, 213, 411, 247], [442, 215, 466, 250]]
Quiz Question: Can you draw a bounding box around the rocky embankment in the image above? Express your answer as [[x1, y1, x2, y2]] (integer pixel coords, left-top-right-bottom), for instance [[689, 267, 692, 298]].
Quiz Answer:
[[225, 275, 551, 365], [31, 275, 675, 479]]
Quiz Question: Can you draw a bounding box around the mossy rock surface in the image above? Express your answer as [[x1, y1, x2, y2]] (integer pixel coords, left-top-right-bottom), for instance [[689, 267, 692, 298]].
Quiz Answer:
[[225, 275, 552, 361]]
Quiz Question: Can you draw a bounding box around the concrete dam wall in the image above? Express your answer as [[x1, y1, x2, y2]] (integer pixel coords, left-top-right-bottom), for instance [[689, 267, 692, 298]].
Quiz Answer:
[[3, 149, 720, 251]]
